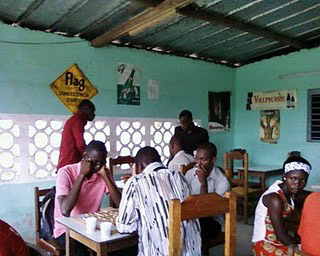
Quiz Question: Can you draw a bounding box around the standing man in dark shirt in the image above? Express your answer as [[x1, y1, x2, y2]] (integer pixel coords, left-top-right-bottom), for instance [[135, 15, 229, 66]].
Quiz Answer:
[[57, 99, 96, 172], [174, 110, 209, 155]]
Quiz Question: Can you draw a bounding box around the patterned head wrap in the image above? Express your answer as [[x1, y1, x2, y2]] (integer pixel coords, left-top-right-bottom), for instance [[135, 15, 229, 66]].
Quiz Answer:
[[284, 162, 311, 175]]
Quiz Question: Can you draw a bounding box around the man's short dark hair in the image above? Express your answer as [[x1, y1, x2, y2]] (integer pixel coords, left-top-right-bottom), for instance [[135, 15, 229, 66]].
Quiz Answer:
[[197, 142, 217, 158], [135, 146, 161, 165], [79, 99, 95, 111], [170, 134, 185, 150], [179, 110, 193, 120], [86, 140, 107, 156]]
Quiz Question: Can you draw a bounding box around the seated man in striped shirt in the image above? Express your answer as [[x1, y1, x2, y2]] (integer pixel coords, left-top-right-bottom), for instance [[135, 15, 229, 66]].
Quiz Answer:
[[116, 146, 201, 256]]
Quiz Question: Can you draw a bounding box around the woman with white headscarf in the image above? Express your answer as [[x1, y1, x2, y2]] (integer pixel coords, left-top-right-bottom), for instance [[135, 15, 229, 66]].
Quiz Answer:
[[252, 156, 311, 256]]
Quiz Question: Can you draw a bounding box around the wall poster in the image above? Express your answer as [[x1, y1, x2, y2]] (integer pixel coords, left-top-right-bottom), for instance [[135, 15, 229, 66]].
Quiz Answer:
[[148, 80, 159, 100], [50, 64, 98, 113], [208, 91, 231, 132], [117, 63, 140, 105], [260, 110, 280, 144], [246, 89, 296, 110]]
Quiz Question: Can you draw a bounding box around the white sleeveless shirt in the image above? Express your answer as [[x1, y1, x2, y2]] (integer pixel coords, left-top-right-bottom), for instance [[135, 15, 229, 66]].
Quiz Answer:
[[252, 180, 294, 243]]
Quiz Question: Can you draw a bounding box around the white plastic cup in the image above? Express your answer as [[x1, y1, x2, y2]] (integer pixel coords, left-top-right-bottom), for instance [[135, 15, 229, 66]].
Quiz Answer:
[[100, 222, 112, 238], [85, 217, 97, 233]]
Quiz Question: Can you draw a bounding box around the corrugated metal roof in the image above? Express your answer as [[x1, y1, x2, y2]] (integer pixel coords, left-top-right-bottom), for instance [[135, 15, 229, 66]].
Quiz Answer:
[[0, 0, 319, 67]]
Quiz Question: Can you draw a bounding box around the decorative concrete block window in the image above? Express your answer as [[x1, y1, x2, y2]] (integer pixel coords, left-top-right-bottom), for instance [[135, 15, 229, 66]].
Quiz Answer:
[[0, 119, 20, 181], [0, 114, 201, 183], [307, 89, 320, 142]]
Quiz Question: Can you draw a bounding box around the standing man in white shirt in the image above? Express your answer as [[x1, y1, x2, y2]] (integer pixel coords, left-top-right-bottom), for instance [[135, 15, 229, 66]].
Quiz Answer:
[[185, 142, 230, 239], [116, 146, 201, 256], [167, 134, 195, 173]]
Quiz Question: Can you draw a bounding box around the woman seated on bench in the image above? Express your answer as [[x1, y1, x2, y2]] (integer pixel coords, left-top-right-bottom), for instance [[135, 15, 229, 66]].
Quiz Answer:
[[252, 156, 311, 255]]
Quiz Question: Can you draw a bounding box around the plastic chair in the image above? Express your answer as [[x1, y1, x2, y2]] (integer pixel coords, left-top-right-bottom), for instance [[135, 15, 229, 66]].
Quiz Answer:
[[169, 192, 237, 256], [34, 187, 64, 256]]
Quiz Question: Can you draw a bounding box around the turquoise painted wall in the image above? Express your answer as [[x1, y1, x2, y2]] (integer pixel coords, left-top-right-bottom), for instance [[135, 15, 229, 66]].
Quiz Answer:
[[235, 47, 320, 186], [0, 181, 55, 241], [0, 23, 235, 242]]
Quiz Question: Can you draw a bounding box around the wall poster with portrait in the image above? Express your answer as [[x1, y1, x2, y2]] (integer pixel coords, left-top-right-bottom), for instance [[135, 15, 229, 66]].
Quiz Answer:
[[260, 110, 280, 144], [208, 91, 231, 132]]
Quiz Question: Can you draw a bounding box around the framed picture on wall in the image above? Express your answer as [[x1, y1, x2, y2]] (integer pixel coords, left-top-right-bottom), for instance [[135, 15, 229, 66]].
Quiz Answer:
[[117, 63, 141, 105], [208, 91, 231, 132], [260, 110, 280, 144]]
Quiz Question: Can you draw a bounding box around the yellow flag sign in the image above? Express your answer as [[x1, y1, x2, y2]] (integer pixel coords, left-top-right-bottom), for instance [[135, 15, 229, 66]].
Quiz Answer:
[[50, 64, 98, 113]]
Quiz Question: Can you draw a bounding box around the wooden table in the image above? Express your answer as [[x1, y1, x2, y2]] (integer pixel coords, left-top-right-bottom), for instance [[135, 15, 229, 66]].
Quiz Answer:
[[56, 211, 137, 256], [236, 164, 282, 191]]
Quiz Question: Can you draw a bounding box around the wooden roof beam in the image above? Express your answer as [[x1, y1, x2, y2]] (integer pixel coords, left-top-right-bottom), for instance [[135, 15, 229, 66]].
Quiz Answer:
[[179, 6, 304, 49], [91, 0, 193, 48], [131, 0, 305, 49]]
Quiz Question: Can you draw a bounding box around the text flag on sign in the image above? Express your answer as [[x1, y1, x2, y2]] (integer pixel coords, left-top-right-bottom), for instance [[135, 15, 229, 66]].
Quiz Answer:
[[50, 64, 98, 113]]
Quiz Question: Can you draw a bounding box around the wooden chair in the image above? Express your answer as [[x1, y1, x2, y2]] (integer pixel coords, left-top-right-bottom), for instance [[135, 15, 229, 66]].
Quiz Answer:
[[109, 155, 135, 176], [26, 242, 46, 256], [34, 187, 65, 256], [224, 149, 247, 186], [180, 163, 226, 254], [109, 155, 135, 207], [179, 162, 196, 175], [169, 192, 237, 256], [224, 151, 261, 224]]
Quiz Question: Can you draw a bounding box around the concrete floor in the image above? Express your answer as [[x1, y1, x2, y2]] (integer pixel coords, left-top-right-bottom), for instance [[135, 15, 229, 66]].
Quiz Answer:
[[210, 221, 254, 256]]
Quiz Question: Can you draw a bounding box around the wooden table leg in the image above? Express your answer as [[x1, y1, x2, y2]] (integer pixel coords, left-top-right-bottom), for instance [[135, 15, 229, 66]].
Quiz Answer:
[[96, 243, 108, 256], [66, 229, 74, 256]]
